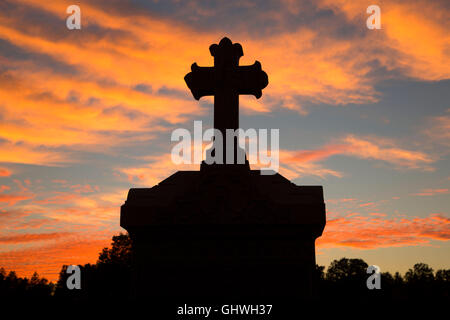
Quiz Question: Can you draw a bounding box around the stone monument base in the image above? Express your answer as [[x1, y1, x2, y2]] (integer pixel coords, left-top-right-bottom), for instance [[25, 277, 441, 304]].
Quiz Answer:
[[121, 166, 325, 298]]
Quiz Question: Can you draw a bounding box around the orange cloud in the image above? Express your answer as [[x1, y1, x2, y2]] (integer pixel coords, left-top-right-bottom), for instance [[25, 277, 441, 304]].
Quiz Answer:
[[121, 154, 199, 187], [413, 188, 449, 196], [317, 213, 450, 249], [0, 185, 11, 192], [343, 135, 434, 170], [359, 202, 376, 208], [319, 0, 450, 80], [280, 134, 435, 179], [0, 232, 70, 244], [288, 144, 349, 163], [0, 168, 12, 177], [0, 140, 71, 166], [0, 193, 33, 206]]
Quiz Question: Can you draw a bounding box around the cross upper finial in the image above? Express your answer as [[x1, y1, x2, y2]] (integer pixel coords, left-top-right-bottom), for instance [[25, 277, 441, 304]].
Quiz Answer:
[[209, 37, 243, 68], [184, 37, 268, 165]]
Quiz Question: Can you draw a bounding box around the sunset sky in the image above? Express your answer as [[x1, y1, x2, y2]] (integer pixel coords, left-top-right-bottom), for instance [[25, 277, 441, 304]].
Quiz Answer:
[[0, 0, 449, 282]]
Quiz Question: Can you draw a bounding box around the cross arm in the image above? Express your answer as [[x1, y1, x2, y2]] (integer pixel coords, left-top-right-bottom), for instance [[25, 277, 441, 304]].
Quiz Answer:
[[184, 63, 215, 100], [184, 60, 269, 100], [235, 61, 268, 99]]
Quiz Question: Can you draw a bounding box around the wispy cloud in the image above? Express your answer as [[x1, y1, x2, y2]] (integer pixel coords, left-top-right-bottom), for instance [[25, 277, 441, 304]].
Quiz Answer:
[[0, 168, 13, 177], [120, 154, 198, 187], [0, 193, 34, 206], [413, 188, 449, 196], [342, 135, 435, 170], [423, 109, 450, 148], [280, 134, 435, 179], [318, 213, 450, 249], [0, 232, 70, 244]]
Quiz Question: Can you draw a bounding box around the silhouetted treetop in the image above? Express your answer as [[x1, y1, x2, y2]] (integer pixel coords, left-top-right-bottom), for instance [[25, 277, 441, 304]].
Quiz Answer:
[[97, 233, 132, 267], [405, 263, 434, 283], [326, 258, 368, 282]]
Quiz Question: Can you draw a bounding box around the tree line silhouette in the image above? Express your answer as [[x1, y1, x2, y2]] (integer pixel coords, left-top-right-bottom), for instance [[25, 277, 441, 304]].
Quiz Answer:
[[1, 233, 449, 301]]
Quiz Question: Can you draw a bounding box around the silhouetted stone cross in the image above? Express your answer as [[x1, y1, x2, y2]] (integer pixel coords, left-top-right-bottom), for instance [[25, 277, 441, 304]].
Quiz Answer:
[[184, 37, 268, 163]]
